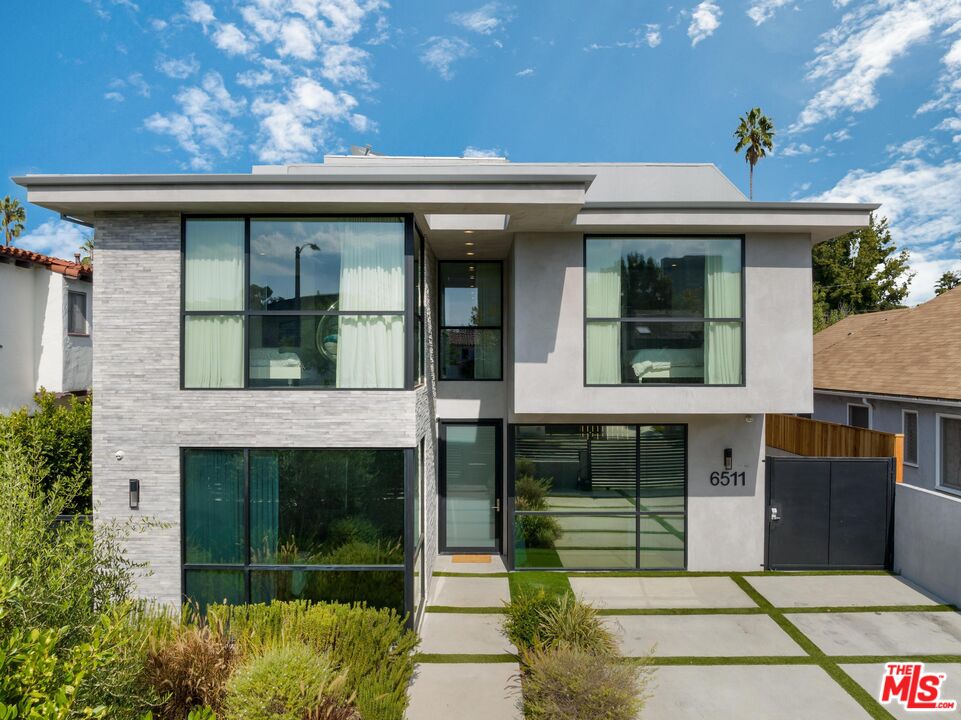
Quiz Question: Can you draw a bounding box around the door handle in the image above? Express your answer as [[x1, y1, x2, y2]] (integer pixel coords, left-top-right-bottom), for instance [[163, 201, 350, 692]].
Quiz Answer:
[[770, 506, 781, 522], [493, 499, 501, 512]]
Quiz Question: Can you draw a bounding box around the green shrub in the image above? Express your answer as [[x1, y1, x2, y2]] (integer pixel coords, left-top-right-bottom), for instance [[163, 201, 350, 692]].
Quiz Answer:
[[301, 697, 362, 720], [145, 618, 237, 719], [503, 590, 564, 652], [515, 474, 549, 510], [534, 594, 617, 657], [186, 708, 217, 720], [223, 643, 341, 720], [516, 515, 563, 547], [520, 644, 653, 720], [326, 517, 381, 548], [515, 458, 536, 478], [0, 390, 91, 513], [210, 601, 417, 720]]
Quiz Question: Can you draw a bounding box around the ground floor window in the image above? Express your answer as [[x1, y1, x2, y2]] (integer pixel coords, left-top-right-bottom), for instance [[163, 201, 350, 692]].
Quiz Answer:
[[938, 415, 961, 493], [182, 447, 409, 615], [510, 424, 686, 570]]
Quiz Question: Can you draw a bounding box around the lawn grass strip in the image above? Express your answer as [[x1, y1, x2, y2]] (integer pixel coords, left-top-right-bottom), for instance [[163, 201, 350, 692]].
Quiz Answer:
[[425, 606, 506, 614], [731, 574, 897, 720], [414, 653, 517, 664], [507, 570, 572, 601]]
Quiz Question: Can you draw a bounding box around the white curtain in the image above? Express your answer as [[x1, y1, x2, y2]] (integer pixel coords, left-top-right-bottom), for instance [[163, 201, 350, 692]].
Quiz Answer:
[[586, 239, 622, 384], [704, 250, 742, 384], [474, 264, 501, 379], [185, 220, 244, 310], [335, 221, 405, 388], [184, 316, 243, 388]]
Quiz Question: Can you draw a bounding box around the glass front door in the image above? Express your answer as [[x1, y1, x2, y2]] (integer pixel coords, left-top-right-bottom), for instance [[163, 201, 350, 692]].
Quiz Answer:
[[439, 421, 502, 553]]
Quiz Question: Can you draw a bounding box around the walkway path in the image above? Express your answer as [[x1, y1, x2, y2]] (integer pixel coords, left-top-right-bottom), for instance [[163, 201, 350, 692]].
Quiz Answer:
[[407, 565, 961, 720]]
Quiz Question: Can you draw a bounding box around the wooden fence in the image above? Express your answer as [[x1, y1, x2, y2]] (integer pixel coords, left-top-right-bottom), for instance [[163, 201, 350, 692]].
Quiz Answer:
[[766, 414, 904, 483]]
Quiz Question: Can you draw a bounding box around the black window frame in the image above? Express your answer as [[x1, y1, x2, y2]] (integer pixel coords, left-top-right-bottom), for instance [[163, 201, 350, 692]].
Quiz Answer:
[[848, 403, 871, 429], [180, 214, 418, 391], [437, 260, 504, 382], [67, 290, 89, 336], [582, 234, 746, 388], [414, 226, 425, 387], [507, 423, 688, 572], [181, 446, 419, 627]]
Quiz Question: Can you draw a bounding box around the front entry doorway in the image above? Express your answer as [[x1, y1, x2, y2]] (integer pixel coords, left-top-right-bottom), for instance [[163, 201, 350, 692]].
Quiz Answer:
[[439, 420, 503, 554]]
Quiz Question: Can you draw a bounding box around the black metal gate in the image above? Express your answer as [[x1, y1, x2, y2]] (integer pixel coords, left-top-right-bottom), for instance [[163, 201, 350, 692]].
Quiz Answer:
[[766, 456, 895, 570]]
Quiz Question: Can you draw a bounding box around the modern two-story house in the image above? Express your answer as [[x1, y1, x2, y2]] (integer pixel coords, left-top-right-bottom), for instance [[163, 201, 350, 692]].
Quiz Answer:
[[15, 155, 875, 626]]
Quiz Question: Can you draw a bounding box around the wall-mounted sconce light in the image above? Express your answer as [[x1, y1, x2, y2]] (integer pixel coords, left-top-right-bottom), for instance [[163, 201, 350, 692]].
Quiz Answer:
[[724, 448, 733, 471], [744, 414, 754, 424], [129, 479, 140, 510]]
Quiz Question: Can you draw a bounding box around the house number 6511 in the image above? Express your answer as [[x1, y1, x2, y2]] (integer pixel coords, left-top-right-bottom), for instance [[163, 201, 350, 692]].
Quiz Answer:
[[710, 471, 746, 487]]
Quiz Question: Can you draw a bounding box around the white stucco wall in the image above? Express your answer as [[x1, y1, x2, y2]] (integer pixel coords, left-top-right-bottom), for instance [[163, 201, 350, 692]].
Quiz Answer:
[[0, 262, 90, 414], [511, 232, 814, 416]]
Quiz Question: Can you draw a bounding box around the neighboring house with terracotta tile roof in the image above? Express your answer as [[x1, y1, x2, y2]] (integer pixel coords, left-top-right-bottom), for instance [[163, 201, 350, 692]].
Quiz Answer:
[[0, 245, 92, 413], [812, 285, 961, 495]]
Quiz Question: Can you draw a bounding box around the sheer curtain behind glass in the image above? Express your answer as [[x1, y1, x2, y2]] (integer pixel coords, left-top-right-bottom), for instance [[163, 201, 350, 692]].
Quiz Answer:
[[184, 220, 245, 388], [586, 240, 622, 384], [474, 264, 501, 379], [335, 220, 405, 388], [704, 241, 742, 385]]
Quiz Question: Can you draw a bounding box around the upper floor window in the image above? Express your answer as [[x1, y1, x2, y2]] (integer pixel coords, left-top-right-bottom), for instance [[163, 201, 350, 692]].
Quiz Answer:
[[67, 290, 89, 336], [585, 236, 743, 386], [183, 216, 409, 389], [439, 261, 502, 380]]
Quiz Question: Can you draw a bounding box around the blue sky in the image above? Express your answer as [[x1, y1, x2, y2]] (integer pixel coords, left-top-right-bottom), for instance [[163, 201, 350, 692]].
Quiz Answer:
[[4, 0, 961, 304]]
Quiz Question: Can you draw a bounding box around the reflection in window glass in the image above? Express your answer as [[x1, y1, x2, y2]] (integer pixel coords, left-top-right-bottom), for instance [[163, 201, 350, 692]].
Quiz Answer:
[[439, 262, 502, 380], [250, 570, 404, 614], [184, 450, 245, 563], [585, 237, 742, 385], [249, 449, 404, 565], [184, 570, 245, 610], [440, 329, 501, 380], [512, 424, 686, 571]]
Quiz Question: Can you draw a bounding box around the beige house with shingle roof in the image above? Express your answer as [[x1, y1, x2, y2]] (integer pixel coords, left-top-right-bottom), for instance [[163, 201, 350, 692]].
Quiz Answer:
[[812, 285, 961, 495]]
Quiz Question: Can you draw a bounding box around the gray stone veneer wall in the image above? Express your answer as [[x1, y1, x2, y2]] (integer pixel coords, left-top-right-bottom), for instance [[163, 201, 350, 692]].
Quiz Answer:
[[93, 212, 425, 607]]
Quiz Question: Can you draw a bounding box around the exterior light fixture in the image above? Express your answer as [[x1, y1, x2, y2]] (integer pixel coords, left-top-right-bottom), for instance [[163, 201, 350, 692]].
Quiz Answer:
[[466, 252, 475, 256], [745, 414, 754, 423], [723, 448, 733, 471], [465, 241, 475, 246], [129, 479, 140, 510], [464, 230, 475, 234]]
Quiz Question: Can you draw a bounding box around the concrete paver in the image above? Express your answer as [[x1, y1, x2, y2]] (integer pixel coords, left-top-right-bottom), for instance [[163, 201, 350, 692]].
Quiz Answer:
[[842, 663, 961, 719], [429, 575, 511, 607], [569, 576, 757, 609], [602, 613, 804, 657], [642, 665, 872, 719], [747, 575, 941, 608], [787, 611, 961, 656], [406, 662, 521, 720], [419, 613, 516, 655]]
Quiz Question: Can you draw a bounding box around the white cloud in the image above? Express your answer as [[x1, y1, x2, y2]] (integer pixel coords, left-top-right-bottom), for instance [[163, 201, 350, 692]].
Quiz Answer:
[[104, 91, 124, 102], [322, 44, 371, 85], [213, 23, 255, 56], [886, 136, 929, 158], [251, 77, 366, 163], [781, 142, 814, 156], [157, 54, 200, 79], [824, 128, 852, 142], [420, 36, 474, 79], [515, 67, 535, 77], [18, 220, 92, 262], [585, 24, 662, 51], [463, 146, 504, 158], [688, 0, 722, 46], [144, 72, 245, 169], [806, 157, 961, 304], [150, 18, 168, 31], [279, 17, 317, 60], [645, 24, 662, 47], [184, 0, 215, 29], [747, 0, 791, 25], [791, 1, 961, 133], [449, 3, 512, 35], [236, 68, 274, 88]]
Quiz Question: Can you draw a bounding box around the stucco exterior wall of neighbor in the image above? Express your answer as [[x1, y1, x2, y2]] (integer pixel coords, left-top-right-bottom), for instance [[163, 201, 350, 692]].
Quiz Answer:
[[511, 232, 814, 416], [0, 264, 41, 413], [894, 483, 961, 607], [93, 212, 420, 607], [813, 392, 953, 492]]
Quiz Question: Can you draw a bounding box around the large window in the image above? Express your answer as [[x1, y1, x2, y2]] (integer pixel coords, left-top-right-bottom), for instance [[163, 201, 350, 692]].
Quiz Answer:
[[938, 415, 961, 494], [183, 216, 413, 390], [510, 425, 686, 570], [585, 237, 743, 385], [183, 448, 407, 614], [439, 262, 502, 380], [67, 290, 89, 335]]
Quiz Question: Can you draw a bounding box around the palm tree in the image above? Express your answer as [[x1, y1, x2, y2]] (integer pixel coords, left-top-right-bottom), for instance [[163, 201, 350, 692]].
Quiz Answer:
[[733, 108, 775, 200], [0, 196, 26, 247]]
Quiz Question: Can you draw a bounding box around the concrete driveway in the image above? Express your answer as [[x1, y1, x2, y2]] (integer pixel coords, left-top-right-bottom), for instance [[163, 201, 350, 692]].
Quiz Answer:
[[408, 568, 961, 720]]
